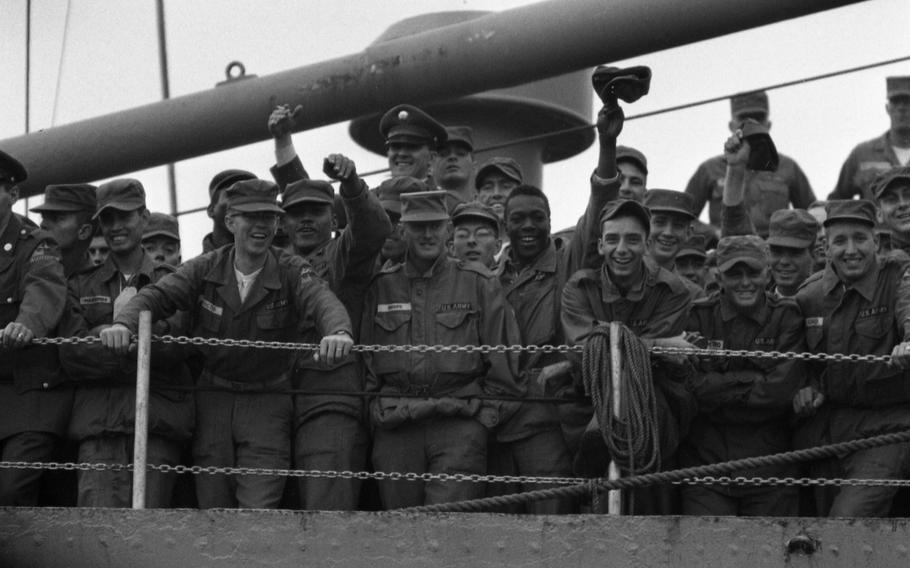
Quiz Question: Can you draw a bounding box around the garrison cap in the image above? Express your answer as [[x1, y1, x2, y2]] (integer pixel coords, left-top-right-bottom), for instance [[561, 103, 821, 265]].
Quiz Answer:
[[475, 157, 524, 189], [823, 199, 876, 228], [94, 178, 146, 220], [677, 233, 708, 259], [0, 149, 27, 184], [716, 235, 769, 273], [224, 179, 284, 214], [208, 169, 257, 203], [872, 166, 910, 200], [616, 145, 648, 175], [31, 184, 97, 213], [599, 199, 651, 235], [887, 76, 910, 100], [143, 212, 180, 242], [376, 177, 429, 215], [400, 190, 450, 223], [452, 201, 501, 234], [441, 126, 474, 151], [644, 189, 695, 220], [282, 179, 335, 209], [767, 209, 819, 249], [380, 104, 447, 147], [730, 90, 769, 116]]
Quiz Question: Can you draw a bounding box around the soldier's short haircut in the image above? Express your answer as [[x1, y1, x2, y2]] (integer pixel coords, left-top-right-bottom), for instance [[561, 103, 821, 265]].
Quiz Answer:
[[504, 185, 550, 218]]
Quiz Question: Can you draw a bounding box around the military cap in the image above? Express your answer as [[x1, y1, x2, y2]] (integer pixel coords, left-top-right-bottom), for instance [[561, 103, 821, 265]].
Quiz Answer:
[[0, 149, 27, 184], [591, 65, 651, 105], [716, 235, 769, 273], [823, 199, 876, 228], [208, 169, 257, 203], [766, 209, 819, 249], [730, 90, 769, 116], [93, 178, 146, 220], [282, 179, 334, 210], [644, 189, 695, 220], [475, 157, 524, 189], [442, 126, 474, 151], [616, 145, 648, 175], [887, 76, 910, 100], [30, 184, 97, 213], [872, 166, 910, 200], [376, 177, 429, 215], [142, 212, 180, 242], [451, 201, 500, 234], [677, 233, 708, 259], [400, 190, 450, 223], [379, 104, 447, 147], [224, 179, 284, 214], [599, 199, 651, 235]]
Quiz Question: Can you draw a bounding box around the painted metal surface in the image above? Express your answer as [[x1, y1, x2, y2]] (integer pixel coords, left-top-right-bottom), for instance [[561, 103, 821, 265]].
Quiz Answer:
[[1, 0, 860, 197], [2, 508, 910, 567]]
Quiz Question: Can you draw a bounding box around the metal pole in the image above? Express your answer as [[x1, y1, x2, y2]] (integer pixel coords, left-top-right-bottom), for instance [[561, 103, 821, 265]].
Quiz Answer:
[[132, 311, 152, 509], [608, 321, 622, 515], [155, 0, 179, 215], [1, 0, 862, 197]]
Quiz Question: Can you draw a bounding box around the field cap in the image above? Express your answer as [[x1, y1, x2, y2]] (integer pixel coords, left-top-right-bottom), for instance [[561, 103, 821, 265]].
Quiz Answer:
[[823, 200, 876, 228], [224, 179, 284, 214], [475, 157, 523, 189], [0, 150, 27, 184], [452, 201, 500, 234], [94, 178, 146, 220], [767, 209, 819, 249], [616, 145, 648, 174], [599, 199, 651, 234], [887, 76, 910, 100], [400, 190, 449, 223], [282, 179, 335, 209], [143, 212, 180, 242], [380, 104, 447, 147], [31, 184, 97, 213], [644, 189, 695, 220], [208, 169, 257, 203], [677, 233, 708, 259], [376, 177, 429, 215], [872, 166, 910, 200], [730, 90, 769, 116], [442, 126, 474, 151], [716, 235, 769, 272]]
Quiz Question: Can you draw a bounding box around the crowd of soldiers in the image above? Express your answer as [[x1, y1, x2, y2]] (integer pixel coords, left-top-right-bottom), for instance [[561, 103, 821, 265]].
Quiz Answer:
[[2, 70, 910, 519]]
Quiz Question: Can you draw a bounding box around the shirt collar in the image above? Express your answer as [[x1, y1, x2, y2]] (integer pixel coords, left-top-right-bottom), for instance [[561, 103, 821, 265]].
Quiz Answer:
[[820, 258, 879, 301]]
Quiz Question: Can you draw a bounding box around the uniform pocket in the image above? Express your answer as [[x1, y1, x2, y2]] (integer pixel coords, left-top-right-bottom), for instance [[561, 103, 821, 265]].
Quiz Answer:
[[256, 307, 294, 330], [371, 312, 410, 375], [435, 310, 479, 374]]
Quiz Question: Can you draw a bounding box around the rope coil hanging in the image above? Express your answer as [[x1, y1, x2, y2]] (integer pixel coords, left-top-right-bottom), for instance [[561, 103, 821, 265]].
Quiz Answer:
[[581, 323, 661, 475]]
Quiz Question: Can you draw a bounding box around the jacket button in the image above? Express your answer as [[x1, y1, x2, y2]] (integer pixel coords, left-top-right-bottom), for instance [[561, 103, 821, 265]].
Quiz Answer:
[[42, 382, 49, 389], [3, 243, 11, 252], [5, 297, 12, 303]]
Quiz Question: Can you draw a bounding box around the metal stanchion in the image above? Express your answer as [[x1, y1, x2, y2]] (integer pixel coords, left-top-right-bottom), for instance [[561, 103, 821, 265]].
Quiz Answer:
[[132, 311, 152, 509], [607, 321, 622, 515]]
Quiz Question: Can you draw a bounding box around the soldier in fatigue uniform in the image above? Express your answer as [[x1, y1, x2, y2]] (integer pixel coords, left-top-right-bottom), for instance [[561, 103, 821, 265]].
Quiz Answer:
[[0, 150, 69, 506], [830, 77, 910, 201], [643, 189, 705, 301], [476, 157, 523, 222], [434, 126, 476, 206], [674, 233, 709, 290], [360, 190, 523, 509], [794, 199, 910, 517], [142, 212, 181, 267], [202, 169, 258, 253], [100, 179, 354, 509], [450, 201, 502, 269], [59, 178, 194, 508], [681, 235, 805, 516], [872, 167, 910, 260], [31, 184, 97, 276], [375, 177, 428, 266]]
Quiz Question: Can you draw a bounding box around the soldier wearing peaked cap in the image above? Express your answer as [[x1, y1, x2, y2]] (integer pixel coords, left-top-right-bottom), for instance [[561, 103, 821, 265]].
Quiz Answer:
[[0, 151, 70, 506], [795, 199, 910, 517], [686, 89, 815, 238], [675, 233, 709, 289], [360, 190, 524, 509], [450, 200, 501, 269], [644, 189, 706, 301], [831, 77, 910, 201], [56, 178, 193, 509], [375, 176, 429, 265], [31, 183, 97, 276], [476, 157, 523, 222], [872, 166, 910, 259], [681, 235, 806, 516], [203, 168, 258, 253], [99, 178, 354, 510]]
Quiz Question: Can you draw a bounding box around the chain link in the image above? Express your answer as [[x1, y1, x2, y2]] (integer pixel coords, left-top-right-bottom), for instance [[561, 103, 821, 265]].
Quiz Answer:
[[23, 335, 895, 363], [675, 475, 910, 488]]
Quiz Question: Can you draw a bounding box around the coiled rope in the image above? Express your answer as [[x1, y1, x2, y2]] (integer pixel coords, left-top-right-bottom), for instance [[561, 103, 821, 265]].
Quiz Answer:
[[582, 323, 660, 475]]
